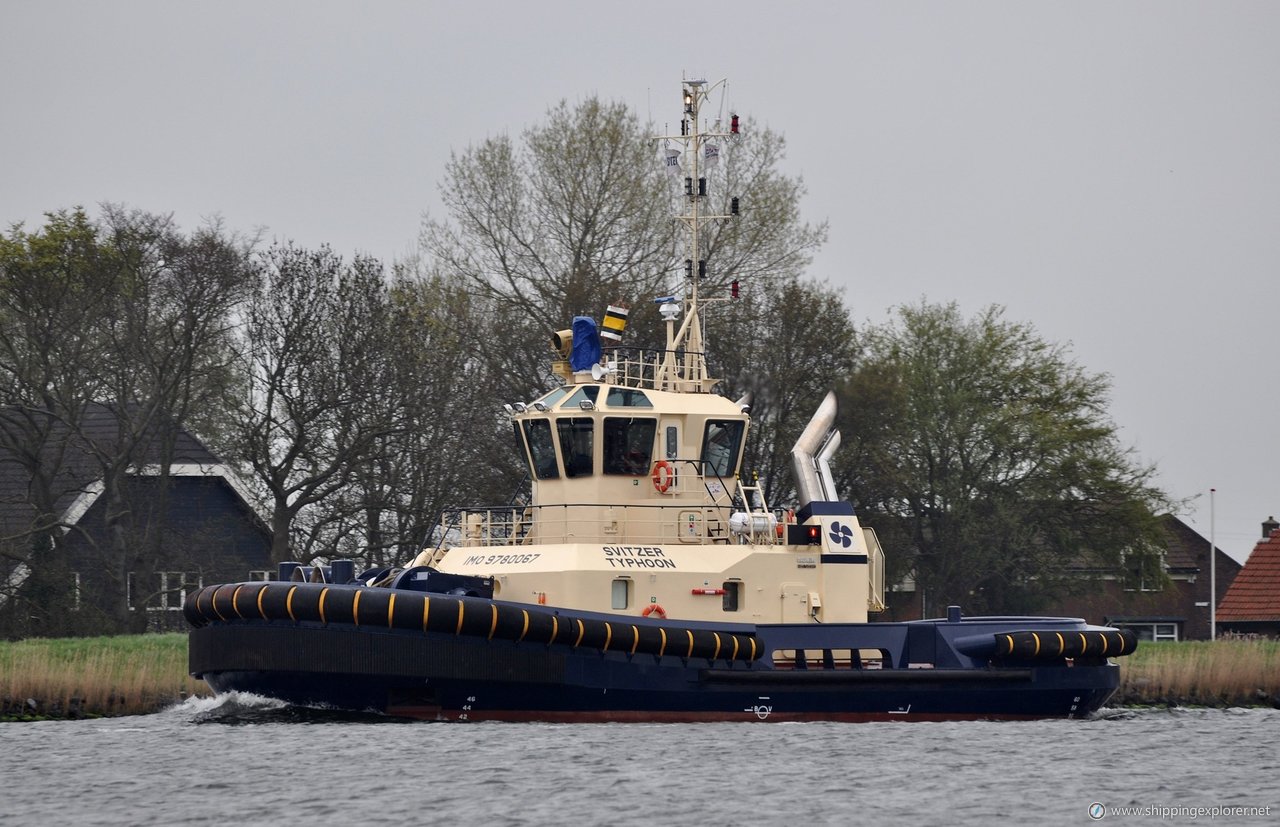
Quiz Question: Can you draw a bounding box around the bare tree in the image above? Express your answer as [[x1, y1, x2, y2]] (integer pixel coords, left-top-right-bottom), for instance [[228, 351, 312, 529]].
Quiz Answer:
[[231, 244, 399, 565], [709, 276, 857, 507], [421, 97, 677, 403]]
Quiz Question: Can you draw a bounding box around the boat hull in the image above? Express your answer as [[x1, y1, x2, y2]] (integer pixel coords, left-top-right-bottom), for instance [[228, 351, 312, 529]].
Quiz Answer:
[[187, 584, 1126, 722]]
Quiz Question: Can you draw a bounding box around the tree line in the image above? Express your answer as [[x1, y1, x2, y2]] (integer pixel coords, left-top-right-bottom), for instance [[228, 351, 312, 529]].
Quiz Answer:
[[0, 97, 1172, 635]]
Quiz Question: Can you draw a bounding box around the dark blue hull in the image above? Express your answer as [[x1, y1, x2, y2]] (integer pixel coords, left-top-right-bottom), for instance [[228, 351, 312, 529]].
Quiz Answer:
[[187, 583, 1128, 722]]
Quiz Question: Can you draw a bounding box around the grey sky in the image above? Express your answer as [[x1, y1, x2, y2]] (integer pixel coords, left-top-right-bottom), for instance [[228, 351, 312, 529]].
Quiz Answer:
[[3, 1, 1276, 562]]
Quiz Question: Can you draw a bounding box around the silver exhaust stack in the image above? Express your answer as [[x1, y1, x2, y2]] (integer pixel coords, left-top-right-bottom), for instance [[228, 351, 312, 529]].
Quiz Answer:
[[791, 391, 839, 511]]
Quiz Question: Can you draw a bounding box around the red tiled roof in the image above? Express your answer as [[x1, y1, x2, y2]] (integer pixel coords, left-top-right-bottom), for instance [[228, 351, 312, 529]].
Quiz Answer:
[[1217, 529, 1280, 621]]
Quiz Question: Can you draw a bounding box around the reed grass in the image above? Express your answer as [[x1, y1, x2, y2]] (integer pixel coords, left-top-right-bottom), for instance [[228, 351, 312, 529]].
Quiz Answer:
[[0, 633, 210, 720], [1117, 638, 1280, 707]]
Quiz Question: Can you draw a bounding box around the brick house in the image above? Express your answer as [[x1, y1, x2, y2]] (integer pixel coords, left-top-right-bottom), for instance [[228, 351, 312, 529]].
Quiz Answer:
[[1216, 517, 1280, 637], [882, 514, 1241, 641]]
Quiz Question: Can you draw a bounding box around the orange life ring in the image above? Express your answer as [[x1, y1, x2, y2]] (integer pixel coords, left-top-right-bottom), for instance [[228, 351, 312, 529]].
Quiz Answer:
[[641, 604, 667, 619], [651, 460, 675, 493]]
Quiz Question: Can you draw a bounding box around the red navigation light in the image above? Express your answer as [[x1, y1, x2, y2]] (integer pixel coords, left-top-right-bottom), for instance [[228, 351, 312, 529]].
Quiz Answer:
[[730, 113, 739, 134], [786, 524, 823, 545], [731, 279, 740, 299]]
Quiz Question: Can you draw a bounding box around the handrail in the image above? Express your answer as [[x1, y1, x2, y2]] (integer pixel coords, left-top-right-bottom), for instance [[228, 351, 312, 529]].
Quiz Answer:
[[427, 499, 787, 550]]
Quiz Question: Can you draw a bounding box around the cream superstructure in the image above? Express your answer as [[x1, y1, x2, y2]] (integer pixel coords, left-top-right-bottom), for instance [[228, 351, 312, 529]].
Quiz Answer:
[[414, 79, 884, 625]]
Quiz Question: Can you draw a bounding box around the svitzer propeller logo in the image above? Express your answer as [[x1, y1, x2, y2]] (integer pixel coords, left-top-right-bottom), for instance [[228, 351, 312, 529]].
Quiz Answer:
[[828, 521, 853, 548]]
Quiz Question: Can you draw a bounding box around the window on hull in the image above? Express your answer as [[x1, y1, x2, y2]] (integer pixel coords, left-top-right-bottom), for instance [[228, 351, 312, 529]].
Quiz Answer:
[[611, 578, 631, 609], [603, 417, 657, 475], [723, 580, 741, 612]]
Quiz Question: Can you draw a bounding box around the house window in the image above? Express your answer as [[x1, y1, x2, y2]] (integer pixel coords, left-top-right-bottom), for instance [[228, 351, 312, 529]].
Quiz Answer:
[[611, 578, 631, 610], [1122, 552, 1165, 592], [1115, 622, 1179, 642], [160, 572, 202, 610], [71, 572, 81, 611], [128, 571, 203, 611]]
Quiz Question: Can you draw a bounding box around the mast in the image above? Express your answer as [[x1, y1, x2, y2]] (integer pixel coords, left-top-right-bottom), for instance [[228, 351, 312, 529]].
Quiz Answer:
[[654, 77, 740, 392]]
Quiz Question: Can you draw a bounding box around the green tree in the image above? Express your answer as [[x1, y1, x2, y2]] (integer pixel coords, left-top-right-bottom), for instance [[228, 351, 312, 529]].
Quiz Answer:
[[835, 301, 1173, 617]]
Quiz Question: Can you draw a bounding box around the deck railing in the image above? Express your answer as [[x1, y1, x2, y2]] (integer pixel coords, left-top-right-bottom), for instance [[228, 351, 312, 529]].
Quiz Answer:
[[428, 501, 788, 551]]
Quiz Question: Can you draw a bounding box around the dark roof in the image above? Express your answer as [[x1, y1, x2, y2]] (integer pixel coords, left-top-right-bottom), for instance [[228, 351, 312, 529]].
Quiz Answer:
[[1159, 513, 1241, 575], [1062, 514, 1239, 576], [1217, 528, 1280, 622], [0, 404, 224, 539]]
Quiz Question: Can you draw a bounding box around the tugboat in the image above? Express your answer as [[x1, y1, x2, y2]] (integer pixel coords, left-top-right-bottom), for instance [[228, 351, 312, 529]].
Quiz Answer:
[[185, 78, 1137, 721]]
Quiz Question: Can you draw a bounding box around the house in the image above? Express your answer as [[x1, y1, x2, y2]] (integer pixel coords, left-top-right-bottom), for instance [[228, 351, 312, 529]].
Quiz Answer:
[[0, 405, 271, 636], [880, 514, 1241, 641], [1216, 517, 1280, 638], [1048, 514, 1241, 641]]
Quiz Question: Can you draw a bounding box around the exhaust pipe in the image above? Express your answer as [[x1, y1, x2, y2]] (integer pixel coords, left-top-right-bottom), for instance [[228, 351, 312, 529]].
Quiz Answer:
[[791, 391, 838, 511]]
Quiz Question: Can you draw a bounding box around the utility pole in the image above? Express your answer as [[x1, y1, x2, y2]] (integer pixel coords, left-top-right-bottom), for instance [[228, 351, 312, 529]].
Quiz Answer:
[[1210, 487, 1216, 641]]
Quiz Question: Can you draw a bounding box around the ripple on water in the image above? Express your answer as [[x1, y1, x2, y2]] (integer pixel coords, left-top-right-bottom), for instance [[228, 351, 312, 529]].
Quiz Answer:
[[0, 707, 1274, 826]]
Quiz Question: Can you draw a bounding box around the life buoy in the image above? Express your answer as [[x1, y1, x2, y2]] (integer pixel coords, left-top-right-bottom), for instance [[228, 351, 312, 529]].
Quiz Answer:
[[641, 604, 667, 619], [651, 460, 675, 493]]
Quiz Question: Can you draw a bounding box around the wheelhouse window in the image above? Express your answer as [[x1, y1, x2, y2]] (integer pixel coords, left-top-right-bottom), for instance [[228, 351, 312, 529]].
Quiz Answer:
[[512, 422, 531, 470], [556, 417, 595, 477], [536, 386, 571, 409], [563, 385, 601, 409], [700, 419, 745, 478], [605, 388, 652, 408], [523, 419, 560, 479], [603, 417, 657, 475]]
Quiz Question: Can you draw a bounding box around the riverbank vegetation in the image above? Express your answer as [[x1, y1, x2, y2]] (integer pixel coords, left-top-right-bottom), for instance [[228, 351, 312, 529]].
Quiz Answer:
[[3, 634, 1278, 720], [1116, 638, 1280, 707], [0, 633, 207, 720]]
